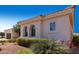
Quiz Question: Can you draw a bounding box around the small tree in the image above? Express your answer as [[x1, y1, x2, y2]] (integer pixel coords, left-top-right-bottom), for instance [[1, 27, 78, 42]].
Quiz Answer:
[[13, 25, 20, 36], [0, 32, 5, 38]]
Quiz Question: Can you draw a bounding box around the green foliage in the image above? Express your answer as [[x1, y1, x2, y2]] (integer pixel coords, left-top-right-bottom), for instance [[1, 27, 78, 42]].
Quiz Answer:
[[0, 40, 7, 45], [72, 35, 79, 46], [17, 49, 33, 54], [13, 25, 20, 37], [0, 32, 5, 38], [13, 25, 20, 33], [31, 40, 70, 54], [7, 39, 16, 43], [16, 38, 49, 47], [16, 38, 70, 54], [0, 40, 6, 43], [0, 39, 16, 44]]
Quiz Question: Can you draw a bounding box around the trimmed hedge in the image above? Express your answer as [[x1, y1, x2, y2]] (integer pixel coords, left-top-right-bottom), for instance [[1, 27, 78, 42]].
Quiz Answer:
[[7, 39, 16, 43], [16, 38, 49, 47]]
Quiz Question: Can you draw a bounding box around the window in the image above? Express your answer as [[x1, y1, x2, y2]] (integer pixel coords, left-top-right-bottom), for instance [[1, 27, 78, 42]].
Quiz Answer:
[[24, 26, 28, 36], [30, 25, 36, 37], [50, 22, 56, 31]]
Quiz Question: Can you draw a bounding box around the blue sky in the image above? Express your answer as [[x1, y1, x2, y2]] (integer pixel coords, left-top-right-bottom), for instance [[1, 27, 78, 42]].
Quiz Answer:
[[0, 5, 78, 32]]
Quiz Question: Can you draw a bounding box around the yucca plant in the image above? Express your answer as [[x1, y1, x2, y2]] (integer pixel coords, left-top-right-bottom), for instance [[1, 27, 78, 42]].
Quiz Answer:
[[31, 40, 70, 54]]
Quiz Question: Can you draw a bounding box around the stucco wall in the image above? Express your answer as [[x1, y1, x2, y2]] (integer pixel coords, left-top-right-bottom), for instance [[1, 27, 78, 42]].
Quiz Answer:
[[4, 28, 19, 39], [42, 15, 71, 40], [20, 15, 71, 41], [20, 20, 42, 38]]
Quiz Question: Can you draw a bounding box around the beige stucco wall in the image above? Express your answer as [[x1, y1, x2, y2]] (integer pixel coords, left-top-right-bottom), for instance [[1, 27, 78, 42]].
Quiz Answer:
[[20, 20, 42, 38], [4, 28, 19, 39], [18, 6, 74, 40], [42, 15, 71, 40], [20, 14, 71, 41]]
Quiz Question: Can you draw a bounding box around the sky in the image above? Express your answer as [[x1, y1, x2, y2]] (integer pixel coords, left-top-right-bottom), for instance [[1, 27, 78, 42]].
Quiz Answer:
[[0, 5, 78, 32]]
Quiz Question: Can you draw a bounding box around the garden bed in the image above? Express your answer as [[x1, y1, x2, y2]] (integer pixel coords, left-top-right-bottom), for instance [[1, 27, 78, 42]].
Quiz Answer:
[[16, 38, 71, 54]]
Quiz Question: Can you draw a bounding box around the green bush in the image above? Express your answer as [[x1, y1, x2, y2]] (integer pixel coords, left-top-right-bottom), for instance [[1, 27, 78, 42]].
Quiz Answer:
[[0, 40, 6, 43], [17, 49, 33, 54], [16, 38, 49, 47], [7, 39, 16, 43], [16, 38, 70, 54], [31, 40, 70, 54], [72, 35, 79, 46]]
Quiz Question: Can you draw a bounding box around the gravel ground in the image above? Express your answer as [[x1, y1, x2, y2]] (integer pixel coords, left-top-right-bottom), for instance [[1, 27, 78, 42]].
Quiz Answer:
[[0, 43, 29, 54]]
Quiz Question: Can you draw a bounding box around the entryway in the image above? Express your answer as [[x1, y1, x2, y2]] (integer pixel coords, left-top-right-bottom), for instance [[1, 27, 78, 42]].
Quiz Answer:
[[6, 33, 11, 39]]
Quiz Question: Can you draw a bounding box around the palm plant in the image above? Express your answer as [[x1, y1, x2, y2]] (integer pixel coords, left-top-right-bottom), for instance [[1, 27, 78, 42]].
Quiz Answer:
[[13, 25, 20, 36]]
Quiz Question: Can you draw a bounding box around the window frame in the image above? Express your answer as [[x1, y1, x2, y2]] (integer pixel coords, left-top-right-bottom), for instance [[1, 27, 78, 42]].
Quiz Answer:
[[50, 22, 56, 31], [24, 26, 28, 37]]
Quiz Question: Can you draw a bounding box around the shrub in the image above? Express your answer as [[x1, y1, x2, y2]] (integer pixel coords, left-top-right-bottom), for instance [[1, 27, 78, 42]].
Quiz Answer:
[[17, 49, 33, 54], [72, 35, 79, 46], [16, 38, 70, 54], [7, 39, 16, 43], [0, 40, 7, 45], [16, 38, 49, 47], [31, 40, 70, 54], [0, 40, 6, 43]]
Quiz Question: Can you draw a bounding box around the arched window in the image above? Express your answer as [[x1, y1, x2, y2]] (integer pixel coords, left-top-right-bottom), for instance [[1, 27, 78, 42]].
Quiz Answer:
[[24, 26, 28, 36], [30, 25, 36, 37], [50, 22, 56, 31]]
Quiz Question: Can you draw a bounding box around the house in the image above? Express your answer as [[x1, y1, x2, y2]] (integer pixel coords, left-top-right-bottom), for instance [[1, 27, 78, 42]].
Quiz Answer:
[[4, 28, 19, 39], [4, 6, 74, 41], [17, 6, 74, 41]]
